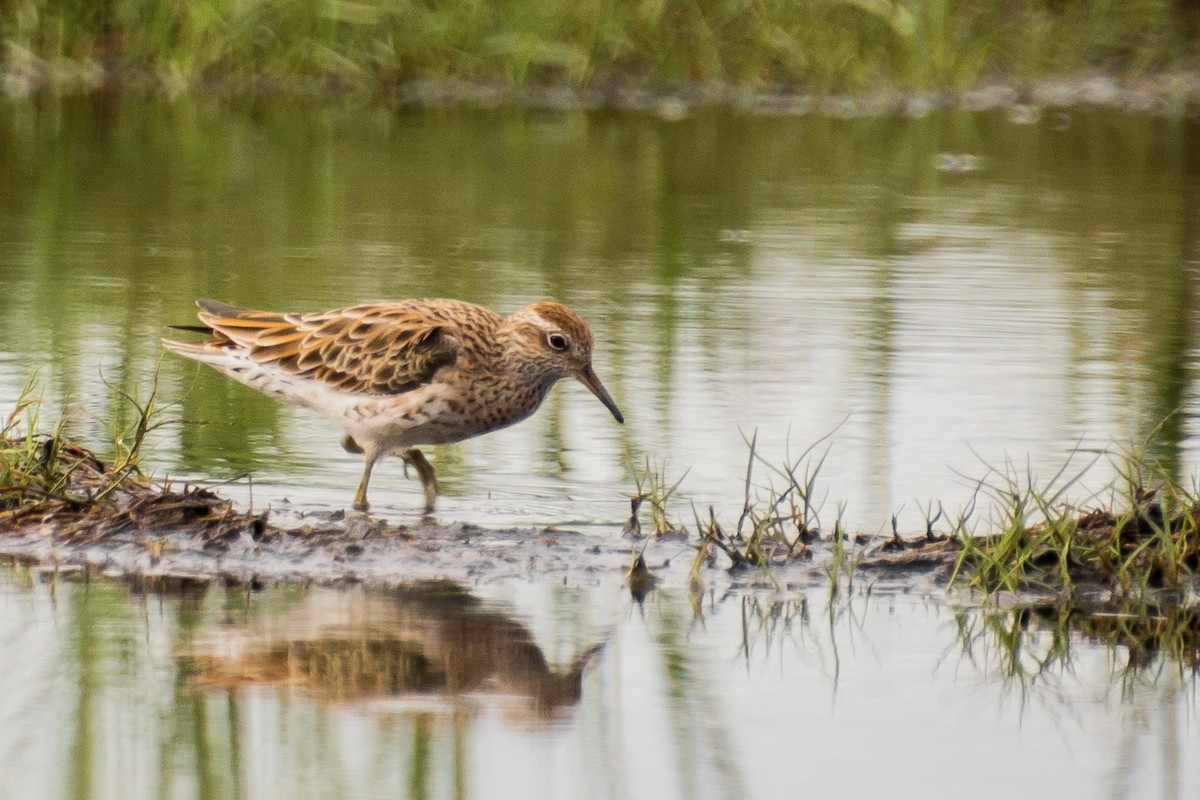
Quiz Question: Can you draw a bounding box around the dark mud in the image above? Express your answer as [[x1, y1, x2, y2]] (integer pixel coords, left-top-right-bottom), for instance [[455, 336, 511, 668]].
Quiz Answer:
[[0, 499, 960, 595], [0, 509, 652, 588], [0, 436, 716, 587], [7, 437, 1198, 600], [0, 437, 960, 592]]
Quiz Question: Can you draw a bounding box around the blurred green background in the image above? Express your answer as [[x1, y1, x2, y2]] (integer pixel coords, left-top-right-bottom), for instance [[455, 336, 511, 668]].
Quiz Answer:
[[2, 0, 1197, 96]]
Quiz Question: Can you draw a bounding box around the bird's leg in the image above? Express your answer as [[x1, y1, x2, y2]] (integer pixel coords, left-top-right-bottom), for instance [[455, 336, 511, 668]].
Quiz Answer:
[[401, 448, 439, 513], [353, 450, 379, 512]]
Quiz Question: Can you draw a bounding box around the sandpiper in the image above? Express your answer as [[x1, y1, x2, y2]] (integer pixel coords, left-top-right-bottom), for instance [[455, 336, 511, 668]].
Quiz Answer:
[[163, 298, 624, 512]]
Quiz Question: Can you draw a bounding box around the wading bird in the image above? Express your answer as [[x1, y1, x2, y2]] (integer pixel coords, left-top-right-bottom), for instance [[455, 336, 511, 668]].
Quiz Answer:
[[164, 298, 623, 512]]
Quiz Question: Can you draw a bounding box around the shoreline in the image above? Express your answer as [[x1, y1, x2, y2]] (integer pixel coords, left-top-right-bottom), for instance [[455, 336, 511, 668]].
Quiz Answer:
[[0, 434, 1195, 630], [5, 70, 1200, 117]]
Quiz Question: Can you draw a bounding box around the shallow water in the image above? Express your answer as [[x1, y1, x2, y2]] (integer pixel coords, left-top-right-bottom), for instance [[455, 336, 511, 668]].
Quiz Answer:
[[1, 566, 1196, 800], [1, 100, 1197, 529], [1, 98, 1200, 797]]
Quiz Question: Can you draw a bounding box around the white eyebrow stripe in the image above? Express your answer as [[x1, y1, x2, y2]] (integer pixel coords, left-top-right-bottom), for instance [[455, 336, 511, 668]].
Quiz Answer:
[[525, 310, 556, 331]]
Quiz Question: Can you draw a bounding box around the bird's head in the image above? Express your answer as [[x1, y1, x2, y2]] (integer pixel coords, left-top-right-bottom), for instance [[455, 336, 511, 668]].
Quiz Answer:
[[502, 302, 624, 424]]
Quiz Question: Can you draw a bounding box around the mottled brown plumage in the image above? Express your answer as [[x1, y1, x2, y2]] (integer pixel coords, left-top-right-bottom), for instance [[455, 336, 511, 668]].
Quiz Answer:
[[163, 298, 623, 512]]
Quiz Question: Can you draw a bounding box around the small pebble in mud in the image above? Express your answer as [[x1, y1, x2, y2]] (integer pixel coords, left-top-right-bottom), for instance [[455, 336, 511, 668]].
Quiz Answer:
[[344, 544, 364, 558], [344, 517, 378, 540]]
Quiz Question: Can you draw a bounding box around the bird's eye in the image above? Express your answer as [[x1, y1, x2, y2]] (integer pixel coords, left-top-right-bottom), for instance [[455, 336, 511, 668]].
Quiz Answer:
[[547, 333, 570, 351]]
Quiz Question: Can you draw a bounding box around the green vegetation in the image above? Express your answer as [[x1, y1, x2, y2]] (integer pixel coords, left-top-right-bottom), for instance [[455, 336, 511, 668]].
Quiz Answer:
[[624, 434, 1200, 603], [0, 370, 167, 510], [688, 430, 826, 579], [0, 373, 264, 543], [624, 431, 840, 593], [0, 374, 75, 509], [6, 366, 1200, 607], [2, 0, 1197, 98], [624, 458, 688, 537], [949, 446, 1200, 597]]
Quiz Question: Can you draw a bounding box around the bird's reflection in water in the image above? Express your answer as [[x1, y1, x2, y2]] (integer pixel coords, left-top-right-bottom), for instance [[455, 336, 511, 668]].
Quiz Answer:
[[185, 580, 602, 719]]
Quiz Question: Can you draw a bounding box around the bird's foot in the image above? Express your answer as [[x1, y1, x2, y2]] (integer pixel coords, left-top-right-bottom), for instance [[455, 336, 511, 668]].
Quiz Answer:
[[352, 481, 371, 513], [402, 448, 440, 513]]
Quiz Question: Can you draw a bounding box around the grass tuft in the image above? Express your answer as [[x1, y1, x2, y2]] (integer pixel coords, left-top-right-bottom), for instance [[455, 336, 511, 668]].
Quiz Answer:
[[0, 370, 267, 543], [625, 457, 689, 537], [948, 444, 1200, 598], [632, 430, 837, 589], [639, 423, 1200, 606]]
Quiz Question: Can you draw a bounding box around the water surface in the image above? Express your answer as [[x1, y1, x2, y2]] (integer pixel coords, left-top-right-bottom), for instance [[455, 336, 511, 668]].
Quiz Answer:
[[0, 100, 1196, 529], [0, 566, 1195, 800], [1, 98, 1199, 799]]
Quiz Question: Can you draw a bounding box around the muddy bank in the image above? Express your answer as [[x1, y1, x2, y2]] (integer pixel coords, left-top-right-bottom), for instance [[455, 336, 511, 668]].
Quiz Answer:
[[2, 491, 928, 592], [385, 74, 1200, 117], [0, 503, 975, 605], [6, 69, 1200, 117], [5, 435, 1199, 603], [0, 513, 643, 589], [0, 439, 638, 587], [0, 436, 950, 590]]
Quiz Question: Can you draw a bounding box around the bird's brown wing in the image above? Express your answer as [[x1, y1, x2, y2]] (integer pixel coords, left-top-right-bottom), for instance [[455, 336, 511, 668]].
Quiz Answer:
[[195, 299, 461, 395]]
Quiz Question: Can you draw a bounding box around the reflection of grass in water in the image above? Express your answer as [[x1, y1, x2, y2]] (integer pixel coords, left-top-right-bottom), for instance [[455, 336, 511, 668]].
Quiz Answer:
[[692, 577, 1198, 710], [733, 593, 809, 665], [638, 588, 751, 799], [951, 599, 1200, 689], [3, 1, 1195, 95]]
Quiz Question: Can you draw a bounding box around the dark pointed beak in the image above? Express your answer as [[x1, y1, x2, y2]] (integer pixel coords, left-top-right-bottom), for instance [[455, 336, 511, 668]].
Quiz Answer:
[[576, 365, 624, 424]]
